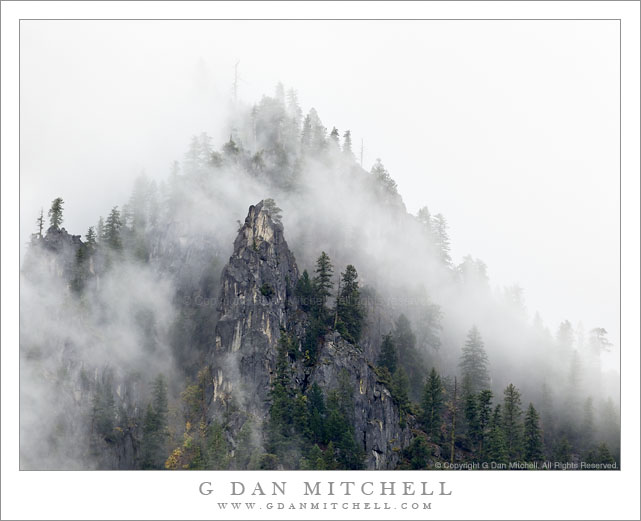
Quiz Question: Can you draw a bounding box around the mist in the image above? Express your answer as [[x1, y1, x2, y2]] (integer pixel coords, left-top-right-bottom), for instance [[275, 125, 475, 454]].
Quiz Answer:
[[19, 20, 620, 469]]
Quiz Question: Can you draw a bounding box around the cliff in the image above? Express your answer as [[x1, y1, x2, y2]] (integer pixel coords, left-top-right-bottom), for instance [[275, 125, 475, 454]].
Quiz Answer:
[[210, 201, 411, 469]]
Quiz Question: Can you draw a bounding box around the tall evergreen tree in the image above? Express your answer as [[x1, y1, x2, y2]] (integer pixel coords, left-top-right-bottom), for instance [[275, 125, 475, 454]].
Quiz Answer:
[[342, 130, 354, 159], [477, 390, 493, 459], [393, 314, 425, 401], [141, 375, 169, 469], [36, 209, 45, 237], [104, 206, 123, 250], [371, 158, 398, 195], [431, 213, 452, 266], [464, 392, 480, 450], [502, 384, 523, 460], [377, 333, 397, 375], [392, 367, 410, 410], [313, 252, 334, 322], [48, 197, 64, 229], [307, 383, 326, 444], [459, 326, 490, 394], [97, 216, 105, 243], [85, 226, 97, 246], [421, 368, 444, 441], [486, 404, 508, 464], [335, 264, 365, 344], [523, 403, 544, 462], [329, 127, 340, 150], [596, 442, 615, 465], [295, 270, 315, 313]]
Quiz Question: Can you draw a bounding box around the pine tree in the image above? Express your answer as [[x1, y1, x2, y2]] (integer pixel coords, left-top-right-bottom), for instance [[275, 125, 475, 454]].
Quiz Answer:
[[104, 206, 123, 250], [404, 435, 430, 469], [36, 209, 45, 237], [556, 320, 575, 350], [555, 437, 572, 462], [393, 314, 425, 400], [477, 390, 493, 459], [421, 368, 444, 441], [141, 376, 169, 469], [263, 198, 282, 222], [464, 392, 480, 450], [335, 264, 365, 344], [85, 226, 97, 246], [307, 383, 326, 444], [392, 367, 410, 410], [371, 158, 398, 195], [596, 442, 615, 465], [523, 403, 544, 462], [581, 397, 595, 448], [486, 404, 508, 464], [502, 384, 523, 460], [377, 333, 397, 375], [329, 127, 340, 149], [301, 114, 312, 152], [48, 197, 64, 229], [206, 421, 230, 469], [313, 252, 334, 323], [295, 270, 315, 313], [432, 213, 452, 266], [97, 217, 105, 243], [459, 326, 490, 394], [342, 130, 354, 159]]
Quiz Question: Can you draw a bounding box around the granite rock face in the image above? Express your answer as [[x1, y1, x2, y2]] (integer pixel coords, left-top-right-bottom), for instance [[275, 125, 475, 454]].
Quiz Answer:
[[211, 201, 299, 421], [309, 333, 412, 469], [211, 201, 411, 468]]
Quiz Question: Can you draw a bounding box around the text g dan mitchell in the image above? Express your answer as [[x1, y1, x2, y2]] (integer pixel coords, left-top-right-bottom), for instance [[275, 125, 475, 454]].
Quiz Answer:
[[198, 480, 453, 497]]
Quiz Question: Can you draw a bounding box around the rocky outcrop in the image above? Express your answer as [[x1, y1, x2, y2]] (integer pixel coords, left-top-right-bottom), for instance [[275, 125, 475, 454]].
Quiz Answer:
[[310, 332, 412, 469], [211, 201, 299, 420], [210, 201, 412, 469]]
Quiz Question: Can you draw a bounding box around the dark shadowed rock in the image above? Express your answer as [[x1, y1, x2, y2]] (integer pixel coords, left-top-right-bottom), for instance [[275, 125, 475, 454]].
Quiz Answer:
[[211, 201, 299, 420]]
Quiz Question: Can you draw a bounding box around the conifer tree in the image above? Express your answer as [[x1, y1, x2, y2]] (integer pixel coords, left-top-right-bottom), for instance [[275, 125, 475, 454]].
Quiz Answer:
[[421, 368, 444, 441], [97, 216, 105, 243], [502, 384, 523, 460], [371, 158, 398, 195], [342, 130, 354, 159], [392, 367, 410, 409], [85, 226, 97, 246], [596, 442, 615, 465], [335, 264, 365, 344], [432, 213, 452, 266], [104, 207, 123, 250], [393, 314, 425, 400], [263, 198, 282, 222], [329, 127, 340, 149], [477, 390, 493, 458], [464, 392, 480, 450], [307, 383, 326, 444], [48, 197, 64, 229], [295, 270, 315, 313], [313, 252, 334, 323], [555, 437, 572, 462], [459, 326, 490, 394], [581, 397, 595, 448], [523, 403, 544, 462], [377, 333, 397, 375], [486, 404, 508, 464], [36, 209, 45, 238]]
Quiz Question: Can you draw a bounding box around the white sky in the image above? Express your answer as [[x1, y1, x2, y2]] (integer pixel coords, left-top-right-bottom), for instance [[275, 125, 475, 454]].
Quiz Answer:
[[20, 20, 620, 367]]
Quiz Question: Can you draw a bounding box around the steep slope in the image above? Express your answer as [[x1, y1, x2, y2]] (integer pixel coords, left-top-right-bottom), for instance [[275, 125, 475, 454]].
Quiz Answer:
[[209, 201, 411, 469]]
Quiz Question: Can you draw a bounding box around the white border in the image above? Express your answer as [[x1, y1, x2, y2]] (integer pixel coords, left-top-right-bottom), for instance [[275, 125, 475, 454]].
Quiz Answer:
[[2, 2, 639, 520]]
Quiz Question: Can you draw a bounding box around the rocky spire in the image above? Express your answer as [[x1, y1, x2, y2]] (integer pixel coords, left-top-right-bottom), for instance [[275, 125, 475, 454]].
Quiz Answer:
[[211, 200, 299, 420]]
